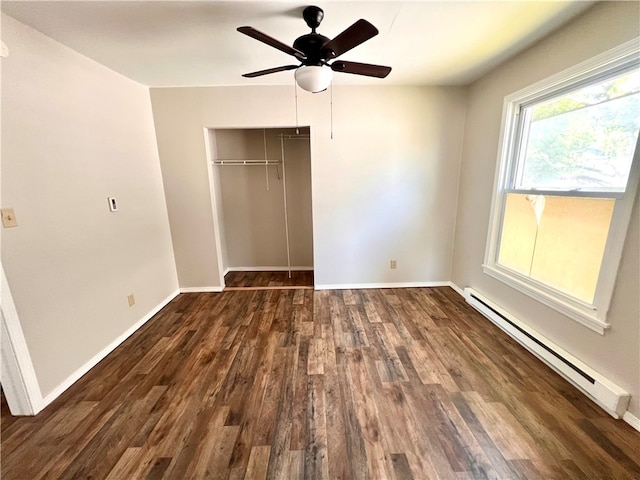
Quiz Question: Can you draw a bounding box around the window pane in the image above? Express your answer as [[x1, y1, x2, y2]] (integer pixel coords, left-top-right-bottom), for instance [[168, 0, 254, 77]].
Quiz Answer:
[[516, 70, 640, 191], [498, 194, 615, 303]]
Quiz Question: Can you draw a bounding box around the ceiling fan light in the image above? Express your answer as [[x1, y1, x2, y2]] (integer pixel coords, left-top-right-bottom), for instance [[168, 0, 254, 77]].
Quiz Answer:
[[295, 65, 333, 93]]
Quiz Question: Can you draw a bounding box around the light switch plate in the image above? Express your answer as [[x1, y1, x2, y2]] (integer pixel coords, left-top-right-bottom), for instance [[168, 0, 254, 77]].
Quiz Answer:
[[1, 208, 18, 228], [108, 197, 118, 212]]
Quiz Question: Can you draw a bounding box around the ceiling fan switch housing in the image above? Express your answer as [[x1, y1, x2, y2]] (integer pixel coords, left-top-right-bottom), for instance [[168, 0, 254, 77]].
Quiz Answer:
[[303, 6, 324, 31]]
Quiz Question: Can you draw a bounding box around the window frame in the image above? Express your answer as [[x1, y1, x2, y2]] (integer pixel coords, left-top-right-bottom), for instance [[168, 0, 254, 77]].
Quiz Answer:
[[483, 38, 640, 335]]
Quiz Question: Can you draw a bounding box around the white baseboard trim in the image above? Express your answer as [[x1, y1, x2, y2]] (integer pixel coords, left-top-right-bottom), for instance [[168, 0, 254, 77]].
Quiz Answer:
[[179, 286, 224, 293], [448, 282, 465, 296], [623, 411, 640, 432], [40, 289, 179, 409], [315, 281, 450, 290], [226, 266, 314, 272]]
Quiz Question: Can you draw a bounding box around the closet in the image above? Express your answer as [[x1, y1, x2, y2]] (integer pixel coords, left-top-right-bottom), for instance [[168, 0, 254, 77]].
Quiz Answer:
[[208, 127, 313, 288]]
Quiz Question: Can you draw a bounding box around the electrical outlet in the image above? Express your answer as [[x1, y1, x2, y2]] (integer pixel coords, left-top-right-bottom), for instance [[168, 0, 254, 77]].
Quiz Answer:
[[127, 294, 135, 307], [1, 208, 18, 228], [390, 260, 397, 269]]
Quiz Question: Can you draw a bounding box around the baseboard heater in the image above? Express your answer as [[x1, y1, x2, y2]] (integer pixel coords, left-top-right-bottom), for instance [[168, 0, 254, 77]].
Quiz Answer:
[[463, 288, 630, 419]]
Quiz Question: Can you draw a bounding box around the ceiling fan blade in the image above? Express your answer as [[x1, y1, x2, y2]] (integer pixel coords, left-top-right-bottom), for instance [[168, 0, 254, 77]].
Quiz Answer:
[[330, 61, 391, 78], [237, 26, 306, 59], [321, 19, 379, 59], [242, 65, 299, 78]]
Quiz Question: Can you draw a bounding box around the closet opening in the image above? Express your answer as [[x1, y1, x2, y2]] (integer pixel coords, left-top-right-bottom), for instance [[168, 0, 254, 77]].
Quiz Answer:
[[207, 127, 314, 290]]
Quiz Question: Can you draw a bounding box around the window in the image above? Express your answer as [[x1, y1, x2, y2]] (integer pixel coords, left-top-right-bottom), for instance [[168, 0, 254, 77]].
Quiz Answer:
[[484, 39, 640, 334]]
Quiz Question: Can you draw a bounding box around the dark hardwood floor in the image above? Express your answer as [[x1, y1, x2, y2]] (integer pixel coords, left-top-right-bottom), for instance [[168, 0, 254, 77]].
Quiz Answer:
[[2, 287, 639, 479], [224, 270, 314, 288]]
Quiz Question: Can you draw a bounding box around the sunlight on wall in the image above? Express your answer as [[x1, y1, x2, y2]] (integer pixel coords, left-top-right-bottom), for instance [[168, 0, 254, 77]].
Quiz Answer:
[[498, 194, 615, 303]]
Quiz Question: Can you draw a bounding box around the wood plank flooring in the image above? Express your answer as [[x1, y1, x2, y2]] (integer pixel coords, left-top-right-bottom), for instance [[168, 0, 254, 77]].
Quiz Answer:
[[224, 270, 314, 288], [2, 287, 639, 479]]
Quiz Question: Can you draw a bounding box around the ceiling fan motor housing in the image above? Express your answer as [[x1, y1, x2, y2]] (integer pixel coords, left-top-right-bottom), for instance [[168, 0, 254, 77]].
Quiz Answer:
[[293, 33, 330, 65]]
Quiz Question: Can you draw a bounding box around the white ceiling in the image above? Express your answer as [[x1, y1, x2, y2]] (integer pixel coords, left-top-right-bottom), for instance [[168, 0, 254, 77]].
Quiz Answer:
[[1, 1, 594, 88]]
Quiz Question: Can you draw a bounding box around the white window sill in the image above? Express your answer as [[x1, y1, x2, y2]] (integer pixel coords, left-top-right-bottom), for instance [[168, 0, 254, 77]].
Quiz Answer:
[[482, 264, 610, 335]]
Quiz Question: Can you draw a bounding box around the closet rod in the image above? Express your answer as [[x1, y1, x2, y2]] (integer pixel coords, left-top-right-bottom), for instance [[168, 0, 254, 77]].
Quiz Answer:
[[213, 160, 281, 166], [279, 134, 310, 140]]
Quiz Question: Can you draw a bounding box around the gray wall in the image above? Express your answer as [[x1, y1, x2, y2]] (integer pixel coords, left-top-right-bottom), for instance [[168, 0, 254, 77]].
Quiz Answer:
[[1, 14, 179, 397], [452, 1, 640, 417], [150, 85, 467, 289]]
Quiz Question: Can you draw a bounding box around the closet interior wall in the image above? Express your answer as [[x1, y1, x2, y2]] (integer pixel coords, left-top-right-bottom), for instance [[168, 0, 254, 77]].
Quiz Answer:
[[210, 127, 313, 277]]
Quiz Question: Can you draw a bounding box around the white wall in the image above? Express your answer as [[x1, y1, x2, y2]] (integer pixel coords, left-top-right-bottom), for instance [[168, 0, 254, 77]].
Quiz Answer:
[[214, 127, 313, 270], [151, 89, 221, 289], [452, 2, 640, 417], [1, 14, 178, 398], [150, 85, 467, 289]]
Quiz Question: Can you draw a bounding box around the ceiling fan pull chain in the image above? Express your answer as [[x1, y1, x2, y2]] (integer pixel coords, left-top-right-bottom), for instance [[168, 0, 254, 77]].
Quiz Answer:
[[294, 81, 300, 135]]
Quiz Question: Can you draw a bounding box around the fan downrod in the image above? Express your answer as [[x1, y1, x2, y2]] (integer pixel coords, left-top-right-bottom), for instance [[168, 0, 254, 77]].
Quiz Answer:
[[302, 6, 324, 32]]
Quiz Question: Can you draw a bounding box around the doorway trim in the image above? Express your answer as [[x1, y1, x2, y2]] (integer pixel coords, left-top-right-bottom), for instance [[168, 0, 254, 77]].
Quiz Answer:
[[1, 264, 43, 415], [203, 127, 227, 289], [203, 126, 314, 289]]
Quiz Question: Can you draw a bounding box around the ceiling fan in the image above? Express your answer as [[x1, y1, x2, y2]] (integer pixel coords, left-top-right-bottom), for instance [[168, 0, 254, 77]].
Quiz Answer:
[[238, 6, 392, 93]]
